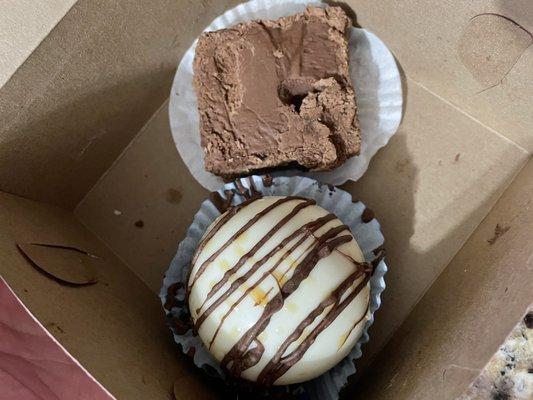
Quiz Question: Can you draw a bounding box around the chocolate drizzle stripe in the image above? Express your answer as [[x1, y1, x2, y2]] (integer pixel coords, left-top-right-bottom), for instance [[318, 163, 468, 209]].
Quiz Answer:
[[206, 231, 313, 349], [191, 195, 260, 268], [189, 196, 305, 289], [203, 214, 337, 347], [257, 270, 370, 385], [188, 193, 376, 384], [234, 179, 257, 198], [220, 227, 355, 377], [281, 228, 352, 296], [197, 198, 315, 318], [247, 177, 261, 197], [336, 302, 369, 351], [271, 225, 333, 287]]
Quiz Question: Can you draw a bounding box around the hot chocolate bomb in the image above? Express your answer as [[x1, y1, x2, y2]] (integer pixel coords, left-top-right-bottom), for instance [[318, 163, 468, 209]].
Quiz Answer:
[[188, 196, 372, 385]]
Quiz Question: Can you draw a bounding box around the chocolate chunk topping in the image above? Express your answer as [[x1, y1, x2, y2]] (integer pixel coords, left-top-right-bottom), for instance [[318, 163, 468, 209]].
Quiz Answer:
[[172, 315, 191, 335], [210, 190, 235, 213], [361, 208, 375, 223]]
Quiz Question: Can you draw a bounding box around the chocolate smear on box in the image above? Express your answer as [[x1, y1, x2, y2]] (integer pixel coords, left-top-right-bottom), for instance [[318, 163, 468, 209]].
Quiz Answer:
[[17, 243, 99, 286], [188, 195, 373, 384]]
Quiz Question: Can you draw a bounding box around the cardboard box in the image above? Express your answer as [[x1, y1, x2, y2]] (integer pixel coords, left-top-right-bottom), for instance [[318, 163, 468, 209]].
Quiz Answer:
[[0, 1, 531, 398]]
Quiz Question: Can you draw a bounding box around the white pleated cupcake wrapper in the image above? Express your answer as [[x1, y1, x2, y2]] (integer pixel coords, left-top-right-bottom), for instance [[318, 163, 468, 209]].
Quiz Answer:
[[160, 175, 387, 400], [169, 0, 403, 191]]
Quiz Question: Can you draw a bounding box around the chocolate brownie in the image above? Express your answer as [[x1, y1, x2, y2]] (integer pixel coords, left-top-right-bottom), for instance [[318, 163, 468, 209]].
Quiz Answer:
[[193, 6, 360, 177]]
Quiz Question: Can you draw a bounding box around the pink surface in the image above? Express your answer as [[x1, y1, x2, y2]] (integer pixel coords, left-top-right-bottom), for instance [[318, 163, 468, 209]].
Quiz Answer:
[[0, 277, 115, 400]]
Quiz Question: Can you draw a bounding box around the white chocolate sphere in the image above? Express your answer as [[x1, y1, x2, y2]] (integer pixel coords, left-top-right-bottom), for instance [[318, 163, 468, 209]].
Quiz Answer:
[[188, 196, 370, 385]]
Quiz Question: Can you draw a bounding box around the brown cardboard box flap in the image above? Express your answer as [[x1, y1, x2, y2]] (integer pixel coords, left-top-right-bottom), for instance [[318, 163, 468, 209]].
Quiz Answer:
[[0, 1, 532, 398], [0, 0, 240, 209], [351, 0, 533, 151], [0, 192, 211, 399], [349, 158, 533, 400]]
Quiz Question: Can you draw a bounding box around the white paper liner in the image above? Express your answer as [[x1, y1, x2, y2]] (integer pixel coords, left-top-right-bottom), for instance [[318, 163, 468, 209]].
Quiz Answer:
[[169, 0, 403, 191], [160, 175, 387, 400]]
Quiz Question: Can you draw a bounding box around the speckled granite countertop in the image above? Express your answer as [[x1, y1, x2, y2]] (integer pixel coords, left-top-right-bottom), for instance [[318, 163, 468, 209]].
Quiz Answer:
[[458, 307, 533, 400]]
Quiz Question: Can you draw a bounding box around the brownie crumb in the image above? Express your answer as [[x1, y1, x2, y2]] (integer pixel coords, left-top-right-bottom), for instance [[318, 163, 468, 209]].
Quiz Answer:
[[262, 175, 273, 187], [46, 321, 65, 334]]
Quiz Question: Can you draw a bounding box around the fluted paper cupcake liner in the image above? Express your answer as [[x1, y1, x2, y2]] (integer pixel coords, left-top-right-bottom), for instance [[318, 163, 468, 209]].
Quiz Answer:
[[160, 175, 387, 400], [168, 0, 403, 191]]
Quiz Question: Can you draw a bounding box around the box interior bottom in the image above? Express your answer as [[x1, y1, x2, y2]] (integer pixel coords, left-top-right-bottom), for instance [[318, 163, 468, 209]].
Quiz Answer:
[[0, 192, 219, 399]]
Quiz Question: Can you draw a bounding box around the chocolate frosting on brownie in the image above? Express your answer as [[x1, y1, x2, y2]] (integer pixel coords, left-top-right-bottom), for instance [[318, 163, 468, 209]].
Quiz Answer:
[[194, 6, 360, 177]]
